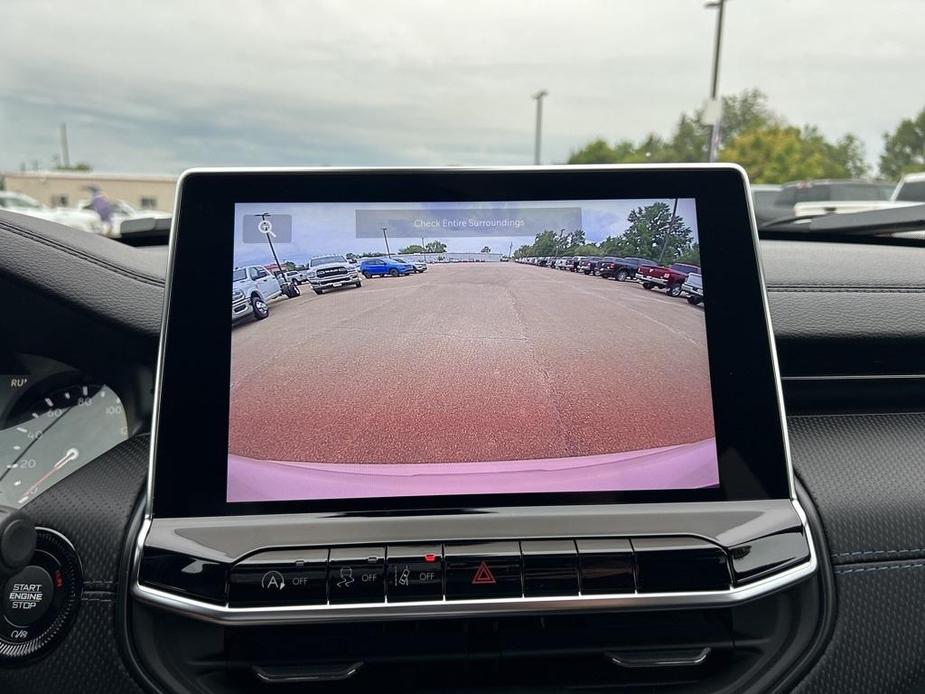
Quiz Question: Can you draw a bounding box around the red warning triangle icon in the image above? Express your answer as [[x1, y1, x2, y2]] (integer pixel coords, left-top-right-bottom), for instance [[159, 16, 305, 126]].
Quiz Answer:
[[471, 561, 496, 585]]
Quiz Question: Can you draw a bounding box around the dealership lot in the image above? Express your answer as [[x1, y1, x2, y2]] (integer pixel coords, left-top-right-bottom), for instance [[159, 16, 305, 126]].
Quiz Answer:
[[229, 262, 712, 465]]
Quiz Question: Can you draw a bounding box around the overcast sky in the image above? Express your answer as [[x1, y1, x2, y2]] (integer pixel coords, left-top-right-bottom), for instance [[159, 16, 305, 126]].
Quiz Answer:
[[233, 199, 699, 263], [2, 0, 922, 174]]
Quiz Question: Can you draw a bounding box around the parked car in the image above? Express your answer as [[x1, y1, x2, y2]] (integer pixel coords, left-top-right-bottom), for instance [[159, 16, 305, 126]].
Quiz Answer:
[[566, 256, 582, 271], [0, 191, 104, 233], [892, 172, 925, 203], [577, 256, 602, 274], [682, 272, 704, 305], [757, 179, 895, 222], [599, 256, 659, 281], [555, 257, 571, 269], [284, 269, 308, 285], [232, 265, 283, 321], [392, 256, 427, 272], [751, 184, 783, 223], [593, 256, 620, 278], [359, 257, 415, 278], [638, 262, 701, 297], [307, 254, 362, 294]]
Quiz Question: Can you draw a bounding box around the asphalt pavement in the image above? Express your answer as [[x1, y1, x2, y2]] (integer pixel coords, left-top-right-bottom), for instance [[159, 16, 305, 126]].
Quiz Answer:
[[229, 263, 714, 465]]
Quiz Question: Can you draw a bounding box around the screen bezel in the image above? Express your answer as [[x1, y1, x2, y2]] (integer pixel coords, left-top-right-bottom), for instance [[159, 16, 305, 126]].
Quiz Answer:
[[150, 165, 792, 518]]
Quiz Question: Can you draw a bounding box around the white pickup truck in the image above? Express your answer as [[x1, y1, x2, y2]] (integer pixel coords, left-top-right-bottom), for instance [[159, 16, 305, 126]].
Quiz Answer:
[[284, 269, 309, 285], [682, 272, 704, 305], [306, 255, 362, 295], [232, 265, 283, 322]]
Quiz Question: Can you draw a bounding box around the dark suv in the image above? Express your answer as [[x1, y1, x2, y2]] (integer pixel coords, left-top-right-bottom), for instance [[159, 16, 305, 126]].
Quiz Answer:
[[577, 256, 602, 275], [600, 257, 659, 281]]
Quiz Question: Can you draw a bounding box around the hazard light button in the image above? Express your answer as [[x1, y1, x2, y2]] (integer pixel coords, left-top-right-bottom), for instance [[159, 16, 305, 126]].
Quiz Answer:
[[444, 542, 522, 600]]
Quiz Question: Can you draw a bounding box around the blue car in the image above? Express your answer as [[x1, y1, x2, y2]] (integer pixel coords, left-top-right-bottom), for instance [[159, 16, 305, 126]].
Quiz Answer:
[[359, 257, 415, 278]]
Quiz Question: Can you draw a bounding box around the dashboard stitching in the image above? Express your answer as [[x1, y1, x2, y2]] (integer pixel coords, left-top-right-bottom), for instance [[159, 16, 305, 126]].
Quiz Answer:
[[834, 561, 925, 575], [767, 287, 925, 293], [789, 411, 925, 420], [0, 220, 166, 286], [832, 548, 925, 558]]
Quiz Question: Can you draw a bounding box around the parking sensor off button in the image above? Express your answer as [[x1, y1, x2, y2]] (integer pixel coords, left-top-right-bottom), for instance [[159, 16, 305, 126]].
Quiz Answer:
[[2, 565, 53, 627]]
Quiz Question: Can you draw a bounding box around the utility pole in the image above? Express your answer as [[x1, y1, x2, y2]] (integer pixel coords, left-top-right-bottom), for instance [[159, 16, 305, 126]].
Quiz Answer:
[[532, 90, 549, 165], [382, 227, 391, 257], [59, 123, 70, 169], [705, 0, 727, 162], [657, 199, 680, 265], [258, 213, 284, 273]]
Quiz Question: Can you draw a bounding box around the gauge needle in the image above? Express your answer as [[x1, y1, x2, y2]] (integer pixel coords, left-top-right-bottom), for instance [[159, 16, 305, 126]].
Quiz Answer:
[[24, 448, 80, 501]]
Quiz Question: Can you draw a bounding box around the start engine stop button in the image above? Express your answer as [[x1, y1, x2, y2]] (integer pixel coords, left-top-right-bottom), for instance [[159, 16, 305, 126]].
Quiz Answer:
[[3, 565, 53, 627]]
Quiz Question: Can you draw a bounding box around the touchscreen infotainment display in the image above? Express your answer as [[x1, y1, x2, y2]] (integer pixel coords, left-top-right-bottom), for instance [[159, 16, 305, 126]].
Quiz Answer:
[[227, 198, 719, 504]]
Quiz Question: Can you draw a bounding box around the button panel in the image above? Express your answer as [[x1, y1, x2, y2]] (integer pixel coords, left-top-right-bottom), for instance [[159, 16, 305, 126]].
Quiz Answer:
[[229, 549, 328, 606], [329, 547, 386, 604], [633, 537, 731, 592], [445, 542, 522, 600], [522, 540, 579, 597], [220, 536, 752, 608], [386, 544, 444, 602], [576, 539, 636, 594]]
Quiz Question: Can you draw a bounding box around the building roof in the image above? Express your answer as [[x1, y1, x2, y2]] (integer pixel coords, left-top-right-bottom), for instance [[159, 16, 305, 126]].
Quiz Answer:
[[1, 170, 177, 183]]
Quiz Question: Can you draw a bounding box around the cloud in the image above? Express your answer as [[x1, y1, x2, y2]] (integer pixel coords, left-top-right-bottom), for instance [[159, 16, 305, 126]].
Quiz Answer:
[[2, 0, 922, 173]]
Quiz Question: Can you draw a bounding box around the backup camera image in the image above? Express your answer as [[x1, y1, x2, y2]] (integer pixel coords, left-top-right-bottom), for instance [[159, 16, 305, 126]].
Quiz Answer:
[[227, 199, 718, 503]]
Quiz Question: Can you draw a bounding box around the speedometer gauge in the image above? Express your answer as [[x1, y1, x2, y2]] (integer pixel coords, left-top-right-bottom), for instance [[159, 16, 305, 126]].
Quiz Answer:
[[0, 384, 129, 508]]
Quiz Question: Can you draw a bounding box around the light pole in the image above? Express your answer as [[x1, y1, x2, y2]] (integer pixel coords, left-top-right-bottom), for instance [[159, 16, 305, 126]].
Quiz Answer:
[[382, 227, 391, 257], [532, 89, 549, 165], [705, 0, 727, 162]]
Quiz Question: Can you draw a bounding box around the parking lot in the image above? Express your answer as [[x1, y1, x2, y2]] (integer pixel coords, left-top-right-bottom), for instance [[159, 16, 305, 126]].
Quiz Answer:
[[229, 262, 713, 466]]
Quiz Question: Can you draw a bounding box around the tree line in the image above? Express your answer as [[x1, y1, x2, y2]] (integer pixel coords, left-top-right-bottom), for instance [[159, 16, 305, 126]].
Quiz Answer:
[[568, 89, 925, 182], [513, 201, 699, 266]]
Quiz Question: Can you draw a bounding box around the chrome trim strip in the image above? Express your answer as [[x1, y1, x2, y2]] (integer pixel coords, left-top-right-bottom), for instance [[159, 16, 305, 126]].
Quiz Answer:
[[131, 498, 817, 626], [608, 646, 712, 668], [782, 373, 925, 381]]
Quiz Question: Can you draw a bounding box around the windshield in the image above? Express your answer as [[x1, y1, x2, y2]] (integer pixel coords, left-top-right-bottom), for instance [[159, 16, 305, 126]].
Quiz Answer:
[[231, 269, 246, 282], [2, 3, 923, 245], [897, 181, 925, 203], [311, 256, 346, 266]]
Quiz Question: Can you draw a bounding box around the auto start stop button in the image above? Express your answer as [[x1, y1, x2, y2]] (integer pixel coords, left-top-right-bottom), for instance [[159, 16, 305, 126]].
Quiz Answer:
[[2, 565, 53, 627]]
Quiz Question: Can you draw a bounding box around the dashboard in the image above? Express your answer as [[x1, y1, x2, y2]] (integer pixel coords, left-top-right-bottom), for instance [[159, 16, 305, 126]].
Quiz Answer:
[[0, 355, 130, 508], [0, 182, 924, 694]]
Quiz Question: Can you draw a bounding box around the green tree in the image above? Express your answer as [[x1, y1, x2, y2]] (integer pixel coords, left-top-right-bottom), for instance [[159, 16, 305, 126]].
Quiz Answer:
[[719, 125, 868, 183], [568, 89, 777, 165], [879, 108, 925, 179], [424, 240, 447, 253], [573, 243, 601, 255], [481, 245, 491, 253], [675, 243, 701, 266], [513, 244, 533, 259], [530, 230, 559, 256], [55, 161, 92, 172], [602, 202, 693, 263], [399, 244, 425, 254]]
